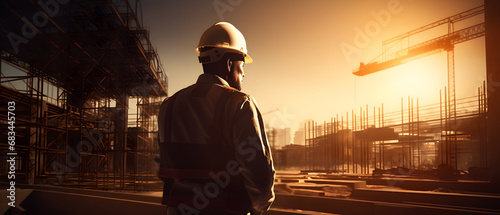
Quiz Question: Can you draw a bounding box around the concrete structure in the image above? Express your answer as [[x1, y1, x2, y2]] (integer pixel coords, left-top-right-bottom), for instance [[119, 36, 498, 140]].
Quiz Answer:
[[0, 0, 167, 190], [485, 0, 500, 189]]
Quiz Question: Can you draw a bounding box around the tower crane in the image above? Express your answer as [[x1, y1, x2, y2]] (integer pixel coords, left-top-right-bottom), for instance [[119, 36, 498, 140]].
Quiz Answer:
[[353, 6, 485, 169], [263, 108, 280, 116]]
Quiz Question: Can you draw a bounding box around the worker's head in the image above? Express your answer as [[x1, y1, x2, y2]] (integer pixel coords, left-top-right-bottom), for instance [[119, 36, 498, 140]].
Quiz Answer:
[[196, 22, 252, 91]]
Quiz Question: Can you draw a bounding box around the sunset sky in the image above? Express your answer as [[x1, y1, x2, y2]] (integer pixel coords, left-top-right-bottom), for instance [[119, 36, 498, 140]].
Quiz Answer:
[[141, 0, 486, 140]]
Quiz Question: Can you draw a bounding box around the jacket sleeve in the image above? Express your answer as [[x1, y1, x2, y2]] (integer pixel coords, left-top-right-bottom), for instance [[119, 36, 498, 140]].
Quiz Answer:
[[232, 95, 275, 213], [156, 99, 169, 178]]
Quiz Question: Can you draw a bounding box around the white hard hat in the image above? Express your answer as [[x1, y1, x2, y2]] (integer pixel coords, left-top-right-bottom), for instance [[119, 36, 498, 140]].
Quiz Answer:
[[196, 22, 253, 64]]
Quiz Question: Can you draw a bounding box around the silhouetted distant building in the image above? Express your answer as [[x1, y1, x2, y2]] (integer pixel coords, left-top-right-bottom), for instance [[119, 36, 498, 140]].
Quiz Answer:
[[273, 144, 305, 170], [273, 127, 291, 148], [293, 125, 305, 145]]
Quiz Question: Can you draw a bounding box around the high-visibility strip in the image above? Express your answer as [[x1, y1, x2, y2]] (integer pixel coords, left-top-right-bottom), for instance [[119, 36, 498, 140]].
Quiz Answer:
[[157, 167, 218, 179]]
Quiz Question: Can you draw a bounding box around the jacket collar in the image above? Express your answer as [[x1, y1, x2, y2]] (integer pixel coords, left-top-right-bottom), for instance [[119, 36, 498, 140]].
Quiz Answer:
[[196, 73, 230, 87]]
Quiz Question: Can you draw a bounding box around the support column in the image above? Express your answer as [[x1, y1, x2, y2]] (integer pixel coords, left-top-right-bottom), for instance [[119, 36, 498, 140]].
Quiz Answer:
[[447, 47, 457, 170], [485, 0, 500, 188], [114, 93, 128, 188]]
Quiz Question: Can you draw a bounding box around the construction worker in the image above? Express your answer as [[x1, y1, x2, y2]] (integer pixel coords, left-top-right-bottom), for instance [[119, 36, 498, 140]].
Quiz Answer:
[[157, 22, 275, 215]]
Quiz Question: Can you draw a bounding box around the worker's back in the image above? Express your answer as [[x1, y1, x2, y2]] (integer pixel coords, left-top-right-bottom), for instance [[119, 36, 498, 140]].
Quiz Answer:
[[157, 73, 274, 214], [158, 21, 274, 215]]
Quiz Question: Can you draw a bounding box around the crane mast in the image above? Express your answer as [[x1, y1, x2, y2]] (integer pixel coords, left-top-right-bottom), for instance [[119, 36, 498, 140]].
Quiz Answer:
[[353, 6, 485, 169]]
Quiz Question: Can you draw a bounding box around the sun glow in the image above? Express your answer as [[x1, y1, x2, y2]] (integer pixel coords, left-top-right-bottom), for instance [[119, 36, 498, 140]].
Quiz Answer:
[[385, 54, 448, 102], [355, 53, 448, 113], [395, 56, 446, 94]]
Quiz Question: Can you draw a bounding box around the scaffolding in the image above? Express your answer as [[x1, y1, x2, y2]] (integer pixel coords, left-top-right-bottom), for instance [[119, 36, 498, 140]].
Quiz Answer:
[[304, 84, 488, 174], [0, 0, 167, 191]]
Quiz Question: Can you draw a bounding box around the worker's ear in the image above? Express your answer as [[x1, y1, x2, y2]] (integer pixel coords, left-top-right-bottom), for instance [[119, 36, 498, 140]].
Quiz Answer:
[[227, 58, 232, 73]]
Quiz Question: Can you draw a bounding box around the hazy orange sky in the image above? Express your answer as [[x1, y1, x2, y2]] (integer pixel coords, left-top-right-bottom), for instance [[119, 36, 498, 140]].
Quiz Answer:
[[142, 0, 486, 140]]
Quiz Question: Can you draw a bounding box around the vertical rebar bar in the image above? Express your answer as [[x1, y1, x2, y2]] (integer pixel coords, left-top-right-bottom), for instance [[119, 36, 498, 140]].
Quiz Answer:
[[305, 121, 307, 171], [346, 112, 349, 173], [365, 105, 369, 174], [324, 120, 327, 171], [445, 87, 449, 166], [410, 97, 413, 169], [353, 111, 357, 174], [417, 98, 420, 170], [382, 104, 384, 170], [341, 116, 344, 172], [439, 90, 443, 165], [360, 107, 363, 174], [401, 97, 404, 169], [335, 117, 338, 171]]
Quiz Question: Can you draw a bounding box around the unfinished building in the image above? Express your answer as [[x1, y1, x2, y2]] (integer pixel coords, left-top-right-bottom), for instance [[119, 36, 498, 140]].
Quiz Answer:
[[0, 0, 167, 190], [304, 5, 498, 180]]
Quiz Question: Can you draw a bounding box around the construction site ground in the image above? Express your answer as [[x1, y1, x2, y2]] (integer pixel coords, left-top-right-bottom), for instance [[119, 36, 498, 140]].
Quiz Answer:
[[3, 170, 499, 215]]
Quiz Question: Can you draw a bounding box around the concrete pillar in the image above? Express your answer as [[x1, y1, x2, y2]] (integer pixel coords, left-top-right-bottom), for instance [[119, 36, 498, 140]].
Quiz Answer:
[[485, 0, 500, 189]]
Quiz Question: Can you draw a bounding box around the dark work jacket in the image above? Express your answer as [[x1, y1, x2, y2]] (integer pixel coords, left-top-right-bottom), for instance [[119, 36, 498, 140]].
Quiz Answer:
[[156, 73, 275, 214]]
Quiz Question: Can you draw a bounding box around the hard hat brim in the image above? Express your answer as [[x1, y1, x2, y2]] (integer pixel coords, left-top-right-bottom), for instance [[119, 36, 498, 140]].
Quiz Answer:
[[244, 53, 253, 64], [197, 22, 252, 64], [197, 46, 253, 64]]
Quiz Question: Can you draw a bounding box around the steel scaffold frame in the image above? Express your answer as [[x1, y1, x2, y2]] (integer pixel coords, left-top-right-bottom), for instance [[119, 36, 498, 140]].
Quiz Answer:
[[0, 0, 167, 191]]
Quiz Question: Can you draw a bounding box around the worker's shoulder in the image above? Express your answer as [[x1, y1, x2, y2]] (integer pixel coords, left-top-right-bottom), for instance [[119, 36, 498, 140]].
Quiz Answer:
[[213, 85, 262, 110], [214, 84, 253, 100], [161, 84, 195, 104], [177, 84, 197, 96]]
